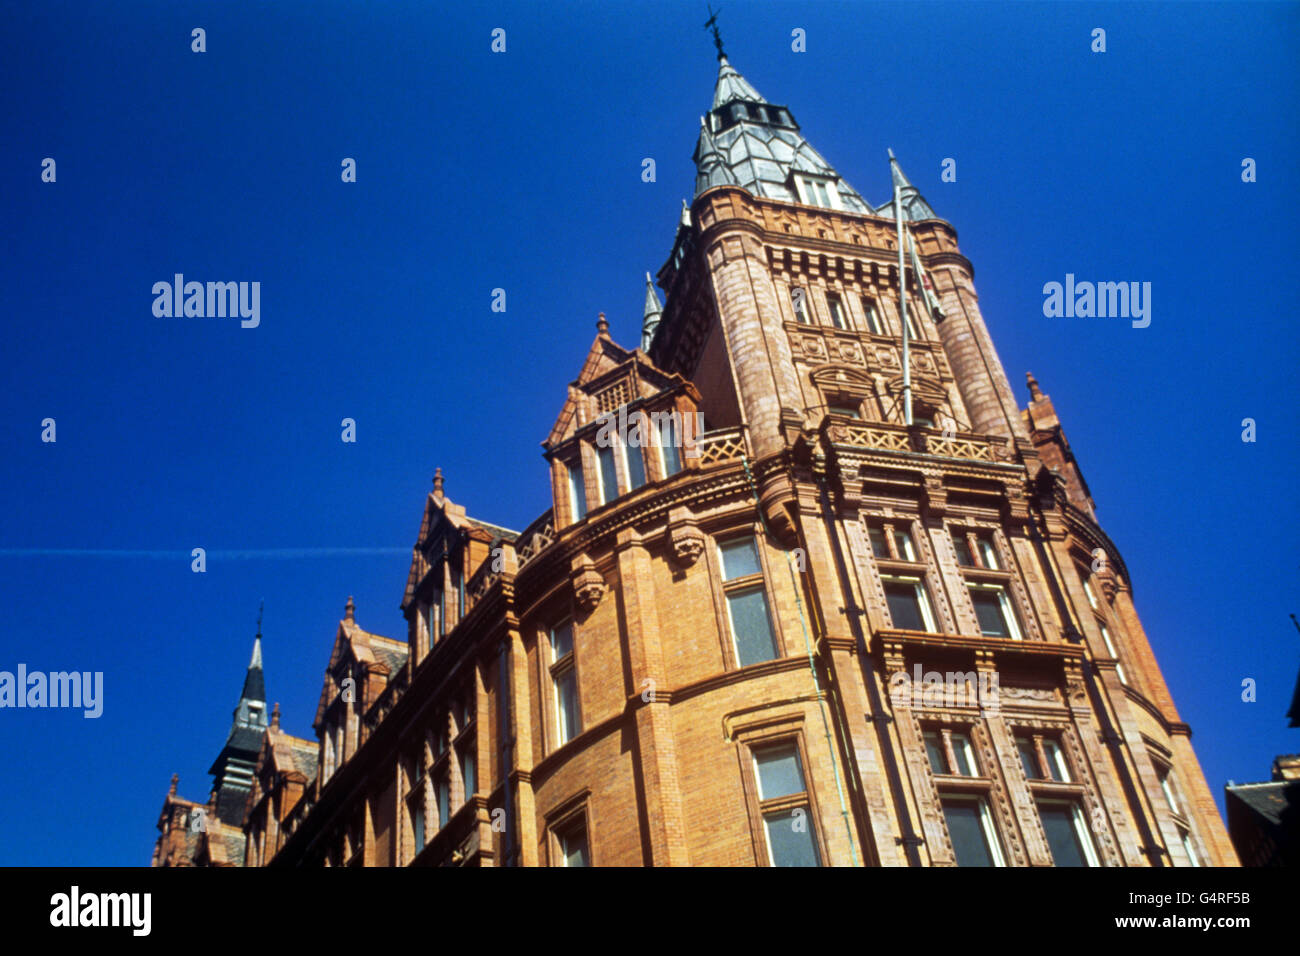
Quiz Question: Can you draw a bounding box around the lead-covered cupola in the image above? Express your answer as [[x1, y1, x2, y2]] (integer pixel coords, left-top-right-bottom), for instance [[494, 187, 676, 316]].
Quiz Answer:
[[693, 56, 873, 214]]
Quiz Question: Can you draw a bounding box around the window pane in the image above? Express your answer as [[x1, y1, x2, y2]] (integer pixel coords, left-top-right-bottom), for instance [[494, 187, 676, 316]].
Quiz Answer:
[[597, 444, 618, 504], [555, 668, 579, 744], [1016, 737, 1040, 780], [1082, 576, 1099, 609], [893, 528, 916, 561], [1039, 804, 1089, 866], [976, 535, 1000, 569], [998, 591, 1023, 640], [861, 297, 880, 334], [413, 805, 424, 852], [868, 526, 890, 559], [568, 464, 587, 520], [970, 588, 1011, 637], [560, 825, 589, 866], [884, 581, 926, 631], [551, 622, 573, 660], [720, 538, 762, 580], [951, 532, 973, 566], [828, 403, 860, 419], [754, 746, 805, 799], [1043, 739, 1069, 782], [460, 751, 475, 802], [951, 733, 976, 776], [659, 416, 682, 476], [624, 441, 646, 490], [764, 811, 821, 866], [727, 588, 777, 666], [1100, 625, 1127, 683], [1159, 770, 1179, 814], [924, 732, 947, 774], [944, 800, 996, 866], [437, 777, 449, 825], [828, 295, 844, 328]]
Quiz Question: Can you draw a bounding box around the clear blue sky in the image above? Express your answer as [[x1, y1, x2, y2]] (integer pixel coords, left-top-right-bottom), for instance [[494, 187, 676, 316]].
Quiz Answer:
[[1, 1, 1296, 865]]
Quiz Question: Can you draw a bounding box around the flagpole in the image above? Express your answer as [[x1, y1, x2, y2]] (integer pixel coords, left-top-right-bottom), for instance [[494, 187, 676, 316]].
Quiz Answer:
[[890, 149, 912, 426]]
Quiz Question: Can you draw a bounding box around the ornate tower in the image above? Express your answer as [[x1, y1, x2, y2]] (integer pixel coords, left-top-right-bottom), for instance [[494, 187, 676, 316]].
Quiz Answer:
[[643, 53, 1236, 866], [208, 628, 269, 826]]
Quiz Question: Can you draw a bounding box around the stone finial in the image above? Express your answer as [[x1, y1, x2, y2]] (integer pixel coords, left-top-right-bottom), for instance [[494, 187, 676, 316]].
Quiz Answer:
[[1026, 371, 1044, 402], [169, 773, 178, 796], [344, 595, 355, 622], [596, 312, 609, 335], [433, 466, 444, 497], [271, 702, 281, 729]]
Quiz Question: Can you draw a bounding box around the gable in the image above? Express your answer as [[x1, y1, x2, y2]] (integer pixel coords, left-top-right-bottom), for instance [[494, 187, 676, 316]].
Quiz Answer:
[[545, 332, 691, 450]]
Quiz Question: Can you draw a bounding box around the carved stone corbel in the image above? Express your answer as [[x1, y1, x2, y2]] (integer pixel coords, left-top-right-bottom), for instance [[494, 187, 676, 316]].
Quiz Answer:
[[1094, 564, 1119, 604], [570, 556, 606, 615], [667, 506, 705, 568], [1062, 659, 1090, 712], [922, 474, 947, 517], [1002, 480, 1031, 523]]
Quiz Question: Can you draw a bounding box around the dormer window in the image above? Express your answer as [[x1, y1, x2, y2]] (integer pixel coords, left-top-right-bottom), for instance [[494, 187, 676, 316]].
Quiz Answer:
[[795, 175, 838, 210]]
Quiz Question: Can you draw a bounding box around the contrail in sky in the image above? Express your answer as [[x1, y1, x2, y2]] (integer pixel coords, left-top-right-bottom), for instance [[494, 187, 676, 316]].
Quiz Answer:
[[0, 548, 408, 559]]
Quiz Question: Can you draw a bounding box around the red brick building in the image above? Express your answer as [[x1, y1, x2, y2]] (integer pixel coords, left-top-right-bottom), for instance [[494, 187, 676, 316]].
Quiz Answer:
[[154, 51, 1236, 867]]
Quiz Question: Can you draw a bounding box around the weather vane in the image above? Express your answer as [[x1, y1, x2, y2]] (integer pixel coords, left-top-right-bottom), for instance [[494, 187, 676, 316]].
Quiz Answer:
[[704, 5, 725, 60], [256, 599, 264, 639]]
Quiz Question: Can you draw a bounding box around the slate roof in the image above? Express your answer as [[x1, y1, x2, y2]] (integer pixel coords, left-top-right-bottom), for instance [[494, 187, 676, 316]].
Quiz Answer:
[[1226, 779, 1297, 827], [875, 154, 941, 222], [369, 636, 409, 677]]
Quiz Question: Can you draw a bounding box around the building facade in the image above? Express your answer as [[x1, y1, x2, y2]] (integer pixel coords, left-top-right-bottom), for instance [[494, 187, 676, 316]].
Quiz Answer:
[[153, 52, 1236, 867]]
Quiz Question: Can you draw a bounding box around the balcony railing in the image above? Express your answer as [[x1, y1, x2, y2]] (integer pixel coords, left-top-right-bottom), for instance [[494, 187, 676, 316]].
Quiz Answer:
[[824, 419, 1010, 463], [694, 425, 748, 465]]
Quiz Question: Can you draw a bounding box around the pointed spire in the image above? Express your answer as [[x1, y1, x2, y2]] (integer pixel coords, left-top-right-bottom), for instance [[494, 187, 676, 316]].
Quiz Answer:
[[882, 151, 939, 222], [712, 56, 768, 109], [344, 595, 356, 622], [1026, 371, 1045, 402], [641, 272, 664, 351], [209, 611, 270, 825], [239, 636, 265, 704], [596, 311, 609, 335], [236, 602, 266, 703]]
